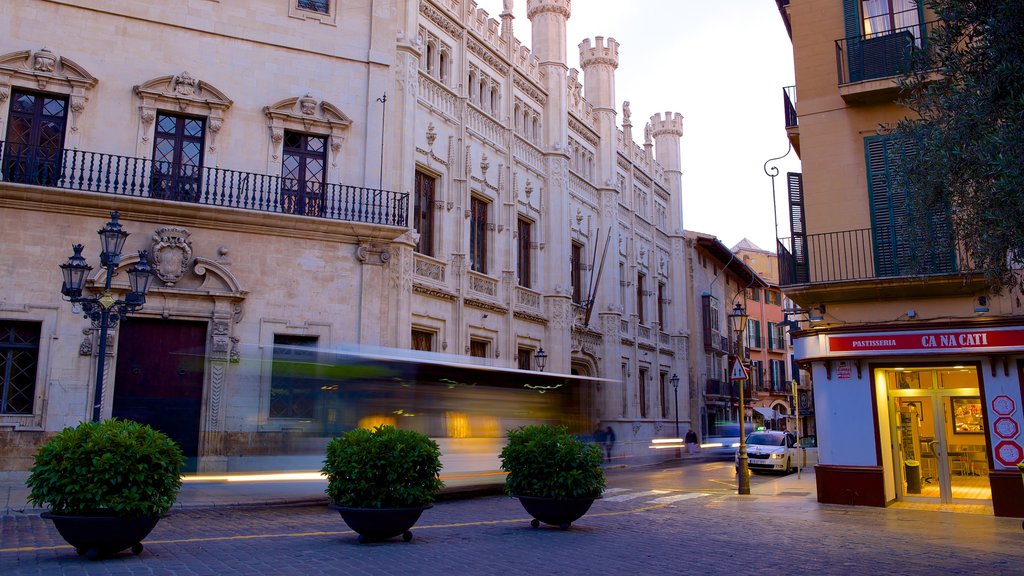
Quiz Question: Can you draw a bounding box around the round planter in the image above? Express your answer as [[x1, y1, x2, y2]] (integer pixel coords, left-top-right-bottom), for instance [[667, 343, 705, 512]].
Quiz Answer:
[[329, 503, 431, 543], [514, 495, 598, 530], [40, 512, 161, 560]]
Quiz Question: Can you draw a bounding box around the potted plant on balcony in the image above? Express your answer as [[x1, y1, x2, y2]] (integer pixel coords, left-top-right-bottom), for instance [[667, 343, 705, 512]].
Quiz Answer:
[[26, 418, 184, 560], [500, 424, 606, 530], [323, 425, 443, 543]]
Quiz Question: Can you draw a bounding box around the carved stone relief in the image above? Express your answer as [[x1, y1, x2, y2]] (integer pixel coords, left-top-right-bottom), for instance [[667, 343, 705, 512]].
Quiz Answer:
[[150, 226, 194, 286]]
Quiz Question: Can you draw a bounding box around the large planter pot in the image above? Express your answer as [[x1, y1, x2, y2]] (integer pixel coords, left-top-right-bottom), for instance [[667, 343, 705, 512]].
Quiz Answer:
[[40, 512, 161, 560], [329, 503, 431, 543], [514, 495, 598, 530]]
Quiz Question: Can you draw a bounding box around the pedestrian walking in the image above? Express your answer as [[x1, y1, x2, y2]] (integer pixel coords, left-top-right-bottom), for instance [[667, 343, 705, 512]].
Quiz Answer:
[[604, 425, 615, 462], [684, 428, 698, 453]]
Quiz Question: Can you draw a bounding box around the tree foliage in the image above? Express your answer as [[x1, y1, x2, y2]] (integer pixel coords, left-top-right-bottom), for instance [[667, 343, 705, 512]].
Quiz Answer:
[[890, 0, 1024, 293]]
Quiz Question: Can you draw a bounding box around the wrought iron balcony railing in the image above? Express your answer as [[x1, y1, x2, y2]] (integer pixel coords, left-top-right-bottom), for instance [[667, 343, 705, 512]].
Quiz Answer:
[[777, 227, 966, 286], [0, 141, 408, 227], [783, 85, 797, 129], [836, 20, 939, 85]]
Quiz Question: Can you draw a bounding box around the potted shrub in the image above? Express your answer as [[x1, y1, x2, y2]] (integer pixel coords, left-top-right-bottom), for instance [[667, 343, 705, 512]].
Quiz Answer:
[[26, 418, 184, 560], [323, 425, 443, 543], [499, 424, 606, 530]]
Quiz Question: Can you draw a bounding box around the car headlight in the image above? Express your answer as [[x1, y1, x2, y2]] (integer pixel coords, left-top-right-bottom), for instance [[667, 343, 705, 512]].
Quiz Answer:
[[730, 442, 740, 448], [769, 453, 784, 459]]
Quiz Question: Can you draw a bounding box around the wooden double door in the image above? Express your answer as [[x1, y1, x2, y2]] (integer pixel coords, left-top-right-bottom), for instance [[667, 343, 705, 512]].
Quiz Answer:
[[113, 319, 207, 472]]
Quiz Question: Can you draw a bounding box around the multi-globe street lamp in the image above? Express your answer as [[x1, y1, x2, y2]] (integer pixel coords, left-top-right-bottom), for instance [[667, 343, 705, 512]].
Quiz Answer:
[[729, 302, 750, 495], [59, 211, 154, 422]]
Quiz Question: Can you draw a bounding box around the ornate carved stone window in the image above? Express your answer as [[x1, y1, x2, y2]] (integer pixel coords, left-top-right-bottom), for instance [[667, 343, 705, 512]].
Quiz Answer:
[[263, 95, 351, 177], [0, 48, 97, 150], [289, 0, 337, 25], [133, 71, 232, 163]]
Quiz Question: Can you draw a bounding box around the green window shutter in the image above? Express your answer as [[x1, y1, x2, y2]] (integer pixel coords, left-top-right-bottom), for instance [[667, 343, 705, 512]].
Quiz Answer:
[[866, 135, 956, 278], [787, 172, 808, 283]]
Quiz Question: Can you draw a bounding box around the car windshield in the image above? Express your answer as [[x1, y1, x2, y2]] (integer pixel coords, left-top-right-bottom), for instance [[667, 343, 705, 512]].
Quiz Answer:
[[747, 433, 785, 446]]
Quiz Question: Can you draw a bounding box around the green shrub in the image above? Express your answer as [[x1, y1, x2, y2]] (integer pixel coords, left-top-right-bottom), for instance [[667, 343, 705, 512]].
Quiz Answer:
[[323, 425, 444, 508], [26, 418, 184, 516], [499, 424, 605, 499]]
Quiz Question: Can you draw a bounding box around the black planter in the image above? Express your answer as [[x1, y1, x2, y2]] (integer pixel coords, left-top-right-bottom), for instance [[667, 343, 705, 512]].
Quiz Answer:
[[514, 495, 598, 530], [40, 512, 161, 560], [329, 503, 431, 543]]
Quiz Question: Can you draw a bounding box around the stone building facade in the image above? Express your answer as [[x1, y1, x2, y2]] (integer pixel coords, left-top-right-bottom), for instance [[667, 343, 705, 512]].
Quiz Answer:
[[0, 0, 689, 473]]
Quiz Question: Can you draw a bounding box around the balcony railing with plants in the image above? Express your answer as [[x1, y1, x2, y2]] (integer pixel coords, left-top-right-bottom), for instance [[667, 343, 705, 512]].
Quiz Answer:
[[835, 20, 939, 85], [0, 141, 408, 227], [777, 227, 966, 286]]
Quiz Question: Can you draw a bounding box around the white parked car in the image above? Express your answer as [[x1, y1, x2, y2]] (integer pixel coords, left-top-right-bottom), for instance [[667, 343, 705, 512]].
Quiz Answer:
[[736, 431, 799, 474]]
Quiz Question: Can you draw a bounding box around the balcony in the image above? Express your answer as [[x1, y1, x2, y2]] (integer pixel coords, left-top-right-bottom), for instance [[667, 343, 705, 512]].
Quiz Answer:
[[0, 141, 408, 227], [777, 228, 984, 302], [835, 20, 939, 103], [782, 85, 799, 156]]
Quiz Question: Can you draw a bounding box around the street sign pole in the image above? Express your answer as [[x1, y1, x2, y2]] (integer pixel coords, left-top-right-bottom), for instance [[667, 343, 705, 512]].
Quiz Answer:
[[732, 357, 750, 495]]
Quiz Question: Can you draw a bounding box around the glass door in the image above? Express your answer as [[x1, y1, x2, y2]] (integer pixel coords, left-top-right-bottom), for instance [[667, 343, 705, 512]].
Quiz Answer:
[[887, 367, 990, 504]]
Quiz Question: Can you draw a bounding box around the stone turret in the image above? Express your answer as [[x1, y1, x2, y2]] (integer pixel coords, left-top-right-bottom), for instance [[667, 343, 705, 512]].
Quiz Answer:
[[527, 0, 570, 66], [649, 111, 684, 172], [579, 36, 619, 111]]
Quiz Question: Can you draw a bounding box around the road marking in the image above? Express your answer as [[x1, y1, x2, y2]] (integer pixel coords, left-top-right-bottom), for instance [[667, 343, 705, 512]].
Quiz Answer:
[[648, 492, 711, 504], [602, 489, 671, 502], [0, 502, 674, 555], [602, 488, 631, 494]]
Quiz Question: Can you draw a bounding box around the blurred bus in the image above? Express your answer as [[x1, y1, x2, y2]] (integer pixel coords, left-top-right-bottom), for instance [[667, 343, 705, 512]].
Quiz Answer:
[[202, 345, 611, 479]]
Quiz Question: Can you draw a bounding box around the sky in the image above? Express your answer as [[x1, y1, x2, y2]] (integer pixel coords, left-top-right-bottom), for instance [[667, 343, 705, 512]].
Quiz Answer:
[[477, 0, 801, 252]]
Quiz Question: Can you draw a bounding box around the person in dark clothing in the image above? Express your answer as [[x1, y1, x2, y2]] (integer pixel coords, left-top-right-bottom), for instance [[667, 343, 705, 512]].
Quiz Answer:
[[684, 428, 699, 453], [604, 426, 615, 462]]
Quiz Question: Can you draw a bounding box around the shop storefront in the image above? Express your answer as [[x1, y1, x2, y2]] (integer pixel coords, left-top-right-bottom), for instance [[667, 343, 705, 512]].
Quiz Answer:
[[794, 323, 1024, 517]]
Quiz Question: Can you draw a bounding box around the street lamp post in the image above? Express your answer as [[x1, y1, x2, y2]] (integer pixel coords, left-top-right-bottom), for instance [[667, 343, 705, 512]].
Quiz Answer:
[[60, 211, 154, 422], [729, 303, 750, 495], [670, 373, 680, 438]]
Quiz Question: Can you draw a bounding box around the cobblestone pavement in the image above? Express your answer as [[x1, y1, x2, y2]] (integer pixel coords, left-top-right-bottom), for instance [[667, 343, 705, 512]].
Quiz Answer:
[[3, 486, 1023, 575]]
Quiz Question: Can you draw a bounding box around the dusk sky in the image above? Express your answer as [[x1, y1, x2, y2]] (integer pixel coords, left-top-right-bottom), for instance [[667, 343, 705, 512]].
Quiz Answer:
[[478, 0, 801, 252]]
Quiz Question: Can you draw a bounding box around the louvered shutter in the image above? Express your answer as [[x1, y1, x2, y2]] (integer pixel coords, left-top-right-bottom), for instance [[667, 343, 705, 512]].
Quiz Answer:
[[787, 172, 808, 283]]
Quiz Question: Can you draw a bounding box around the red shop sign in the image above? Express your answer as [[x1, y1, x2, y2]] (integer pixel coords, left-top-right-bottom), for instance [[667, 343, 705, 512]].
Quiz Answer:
[[829, 328, 1024, 353]]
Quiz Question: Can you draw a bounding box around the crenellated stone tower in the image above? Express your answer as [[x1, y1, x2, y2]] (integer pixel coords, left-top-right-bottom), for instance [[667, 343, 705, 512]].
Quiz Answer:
[[528, 0, 573, 374], [579, 35, 624, 421], [649, 112, 684, 232]]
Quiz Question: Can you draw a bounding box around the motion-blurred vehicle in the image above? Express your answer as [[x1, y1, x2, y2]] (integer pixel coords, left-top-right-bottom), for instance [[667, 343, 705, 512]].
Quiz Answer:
[[701, 422, 756, 459], [737, 430, 799, 474]]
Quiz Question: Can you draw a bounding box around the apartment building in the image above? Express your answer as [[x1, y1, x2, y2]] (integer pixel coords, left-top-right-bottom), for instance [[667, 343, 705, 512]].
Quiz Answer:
[[775, 0, 1024, 516]]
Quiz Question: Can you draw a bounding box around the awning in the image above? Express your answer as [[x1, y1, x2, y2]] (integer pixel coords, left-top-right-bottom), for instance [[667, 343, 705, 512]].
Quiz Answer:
[[753, 407, 781, 420]]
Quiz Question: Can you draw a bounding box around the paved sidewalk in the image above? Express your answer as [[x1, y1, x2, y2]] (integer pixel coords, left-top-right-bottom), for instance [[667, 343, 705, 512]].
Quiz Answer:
[[3, 463, 1023, 576]]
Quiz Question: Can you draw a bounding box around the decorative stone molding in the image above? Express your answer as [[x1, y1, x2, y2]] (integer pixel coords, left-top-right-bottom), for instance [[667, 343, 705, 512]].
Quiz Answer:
[[467, 37, 509, 76], [464, 297, 508, 314], [0, 48, 98, 141], [133, 71, 232, 157], [413, 283, 458, 301], [513, 310, 548, 325], [150, 226, 194, 286], [420, 1, 463, 39], [263, 95, 351, 171], [526, 0, 571, 20], [513, 73, 547, 105]]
